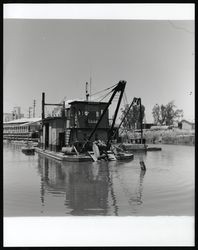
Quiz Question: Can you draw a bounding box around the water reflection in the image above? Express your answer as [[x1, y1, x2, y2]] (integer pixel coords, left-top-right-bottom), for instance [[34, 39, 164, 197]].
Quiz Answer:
[[37, 154, 146, 216], [4, 142, 194, 216], [38, 156, 111, 215], [132, 169, 146, 205], [3, 141, 22, 153]]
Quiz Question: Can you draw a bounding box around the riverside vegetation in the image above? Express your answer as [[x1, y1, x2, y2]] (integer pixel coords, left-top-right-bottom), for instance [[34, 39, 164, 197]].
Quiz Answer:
[[121, 128, 195, 146]]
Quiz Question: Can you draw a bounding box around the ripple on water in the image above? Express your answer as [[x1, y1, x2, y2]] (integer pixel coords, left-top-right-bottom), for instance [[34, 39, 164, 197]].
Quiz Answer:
[[3, 143, 194, 216]]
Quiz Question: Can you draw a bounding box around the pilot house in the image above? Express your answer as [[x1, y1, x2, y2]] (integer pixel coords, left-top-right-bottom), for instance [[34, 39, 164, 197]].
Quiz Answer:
[[40, 100, 110, 152]]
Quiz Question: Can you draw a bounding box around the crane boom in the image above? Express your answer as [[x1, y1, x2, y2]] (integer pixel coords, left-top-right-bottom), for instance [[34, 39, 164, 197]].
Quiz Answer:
[[80, 80, 126, 152]]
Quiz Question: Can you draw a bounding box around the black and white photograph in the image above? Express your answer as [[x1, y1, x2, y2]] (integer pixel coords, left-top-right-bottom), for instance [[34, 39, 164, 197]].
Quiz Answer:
[[3, 3, 195, 247]]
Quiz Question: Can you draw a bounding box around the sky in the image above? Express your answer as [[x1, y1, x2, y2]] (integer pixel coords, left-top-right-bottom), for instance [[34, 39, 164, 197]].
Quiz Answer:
[[3, 19, 194, 122]]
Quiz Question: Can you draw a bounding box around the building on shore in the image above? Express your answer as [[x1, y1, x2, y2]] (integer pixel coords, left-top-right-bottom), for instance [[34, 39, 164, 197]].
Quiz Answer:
[[3, 113, 13, 122], [179, 119, 195, 130], [4, 106, 24, 122], [3, 117, 42, 141]]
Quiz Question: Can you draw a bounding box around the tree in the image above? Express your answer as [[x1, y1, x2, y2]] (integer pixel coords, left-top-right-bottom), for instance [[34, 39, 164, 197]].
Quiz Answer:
[[152, 101, 183, 126], [120, 103, 145, 130]]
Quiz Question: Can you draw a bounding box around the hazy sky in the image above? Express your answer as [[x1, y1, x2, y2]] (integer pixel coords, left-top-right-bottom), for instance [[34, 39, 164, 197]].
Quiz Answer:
[[3, 19, 194, 122]]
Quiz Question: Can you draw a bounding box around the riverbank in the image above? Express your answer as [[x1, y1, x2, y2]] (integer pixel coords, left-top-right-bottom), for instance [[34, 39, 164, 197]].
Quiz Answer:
[[145, 128, 194, 145], [121, 128, 195, 146]]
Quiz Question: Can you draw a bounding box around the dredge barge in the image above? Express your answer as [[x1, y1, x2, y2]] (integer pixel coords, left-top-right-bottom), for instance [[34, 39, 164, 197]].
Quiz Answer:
[[37, 80, 134, 162]]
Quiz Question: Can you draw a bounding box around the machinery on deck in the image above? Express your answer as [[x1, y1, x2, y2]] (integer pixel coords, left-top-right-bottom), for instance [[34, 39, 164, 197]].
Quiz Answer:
[[80, 80, 135, 161]]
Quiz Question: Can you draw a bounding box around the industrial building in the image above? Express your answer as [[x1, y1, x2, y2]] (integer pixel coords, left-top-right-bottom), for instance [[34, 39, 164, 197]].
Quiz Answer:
[[3, 117, 41, 141]]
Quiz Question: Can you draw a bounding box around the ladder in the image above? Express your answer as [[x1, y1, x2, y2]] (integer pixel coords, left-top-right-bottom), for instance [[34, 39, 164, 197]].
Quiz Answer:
[[65, 129, 71, 146]]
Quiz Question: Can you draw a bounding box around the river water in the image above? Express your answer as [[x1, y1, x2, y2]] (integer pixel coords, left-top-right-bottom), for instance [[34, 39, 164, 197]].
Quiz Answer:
[[3, 142, 194, 216]]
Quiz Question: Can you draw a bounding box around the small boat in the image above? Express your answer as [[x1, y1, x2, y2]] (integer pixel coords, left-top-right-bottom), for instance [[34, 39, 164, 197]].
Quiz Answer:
[[21, 147, 35, 155], [146, 147, 162, 151], [115, 152, 134, 160], [21, 140, 35, 155], [111, 145, 134, 161]]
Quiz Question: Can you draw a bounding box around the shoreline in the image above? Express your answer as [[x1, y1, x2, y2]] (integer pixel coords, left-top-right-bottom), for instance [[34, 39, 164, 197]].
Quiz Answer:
[[121, 128, 195, 146]]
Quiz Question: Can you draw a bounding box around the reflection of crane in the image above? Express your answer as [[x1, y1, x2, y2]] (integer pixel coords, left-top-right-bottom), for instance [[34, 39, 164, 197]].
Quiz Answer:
[[138, 170, 146, 203], [113, 165, 146, 209], [106, 165, 119, 216]]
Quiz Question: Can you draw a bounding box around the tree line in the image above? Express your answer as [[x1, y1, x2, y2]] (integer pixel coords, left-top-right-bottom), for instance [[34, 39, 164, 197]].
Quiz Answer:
[[120, 100, 183, 129]]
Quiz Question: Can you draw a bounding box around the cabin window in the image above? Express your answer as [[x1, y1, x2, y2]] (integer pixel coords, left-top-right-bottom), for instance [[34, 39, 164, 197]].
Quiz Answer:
[[85, 111, 89, 116], [96, 111, 99, 118]]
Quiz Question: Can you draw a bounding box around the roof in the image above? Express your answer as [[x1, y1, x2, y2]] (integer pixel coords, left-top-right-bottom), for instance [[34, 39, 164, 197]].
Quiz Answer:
[[181, 119, 195, 125], [3, 117, 41, 125]]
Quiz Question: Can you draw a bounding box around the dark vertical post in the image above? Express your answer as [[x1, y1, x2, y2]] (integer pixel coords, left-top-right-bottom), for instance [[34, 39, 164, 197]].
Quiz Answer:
[[139, 98, 143, 144], [42, 92, 45, 122], [62, 101, 66, 146], [86, 82, 89, 101], [62, 101, 65, 118]]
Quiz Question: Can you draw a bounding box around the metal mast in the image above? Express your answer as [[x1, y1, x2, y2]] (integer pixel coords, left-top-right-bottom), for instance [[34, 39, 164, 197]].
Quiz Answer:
[[33, 99, 36, 118]]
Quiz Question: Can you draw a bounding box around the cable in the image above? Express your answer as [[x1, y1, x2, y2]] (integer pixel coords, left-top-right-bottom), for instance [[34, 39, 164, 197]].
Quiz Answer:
[[99, 89, 113, 102], [89, 83, 118, 97]]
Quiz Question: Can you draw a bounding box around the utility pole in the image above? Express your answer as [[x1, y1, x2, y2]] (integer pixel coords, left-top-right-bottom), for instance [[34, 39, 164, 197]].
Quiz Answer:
[[86, 82, 89, 101], [42, 92, 45, 121], [29, 107, 32, 118], [33, 100, 36, 118]]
